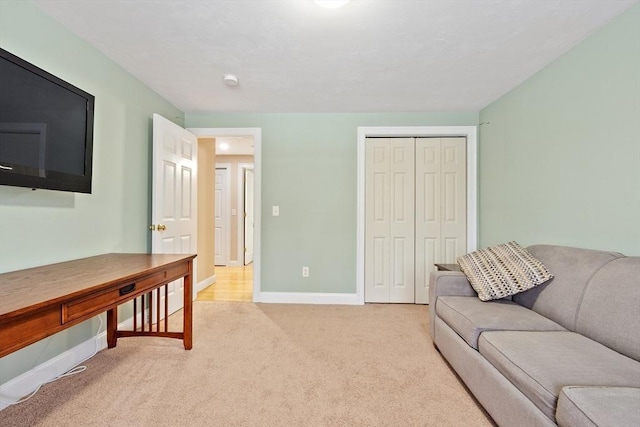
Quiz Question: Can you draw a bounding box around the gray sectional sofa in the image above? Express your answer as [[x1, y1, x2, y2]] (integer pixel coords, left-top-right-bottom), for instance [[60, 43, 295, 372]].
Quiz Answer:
[[429, 244, 640, 426]]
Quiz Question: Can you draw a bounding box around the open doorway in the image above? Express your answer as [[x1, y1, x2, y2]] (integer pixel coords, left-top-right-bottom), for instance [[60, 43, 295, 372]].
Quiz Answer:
[[190, 127, 261, 303], [210, 137, 253, 301]]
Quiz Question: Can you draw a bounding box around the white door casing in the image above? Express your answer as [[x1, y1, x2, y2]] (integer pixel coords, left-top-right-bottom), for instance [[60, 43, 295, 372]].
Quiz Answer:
[[214, 165, 230, 266], [152, 113, 197, 316], [244, 167, 255, 265], [365, 138, 415, 303]]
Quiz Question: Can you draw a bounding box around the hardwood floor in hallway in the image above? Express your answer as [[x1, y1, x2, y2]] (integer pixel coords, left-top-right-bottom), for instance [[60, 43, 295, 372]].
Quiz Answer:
[[197, 264, 253, 302]]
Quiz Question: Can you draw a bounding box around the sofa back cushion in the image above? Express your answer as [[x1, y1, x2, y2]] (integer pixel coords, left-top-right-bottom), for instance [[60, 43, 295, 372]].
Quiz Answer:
[[513, 245, 623, 330], [575, 257, 640, 361]]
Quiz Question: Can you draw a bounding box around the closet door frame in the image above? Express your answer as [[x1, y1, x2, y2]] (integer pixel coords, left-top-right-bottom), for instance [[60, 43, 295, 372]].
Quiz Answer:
[[356, 126, 478, 305]]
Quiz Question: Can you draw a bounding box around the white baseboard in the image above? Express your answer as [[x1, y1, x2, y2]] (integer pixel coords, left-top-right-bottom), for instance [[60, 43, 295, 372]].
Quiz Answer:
[[0, 335, 104, 410], [0, 315, 137, 411], [227, 260, 242, 267], [257, 292, 361, 305], [195, 274, 216, 295]]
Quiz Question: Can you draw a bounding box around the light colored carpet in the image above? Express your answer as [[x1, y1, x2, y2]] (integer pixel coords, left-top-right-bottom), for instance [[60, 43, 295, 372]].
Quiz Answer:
[[0, 302, 494, 426]]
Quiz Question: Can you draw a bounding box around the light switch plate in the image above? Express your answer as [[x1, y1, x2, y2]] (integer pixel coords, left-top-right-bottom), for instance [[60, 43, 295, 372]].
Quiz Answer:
[[272, 206, 280, 216]]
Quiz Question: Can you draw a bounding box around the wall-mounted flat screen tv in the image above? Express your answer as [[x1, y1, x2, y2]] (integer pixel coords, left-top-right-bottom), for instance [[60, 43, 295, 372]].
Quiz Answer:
[[0, 48, 95, 193]]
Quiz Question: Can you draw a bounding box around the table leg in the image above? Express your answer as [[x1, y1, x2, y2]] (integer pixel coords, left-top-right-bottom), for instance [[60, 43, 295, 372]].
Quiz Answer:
[[107, 307, 117, 348], [183, 261, 193, 350]]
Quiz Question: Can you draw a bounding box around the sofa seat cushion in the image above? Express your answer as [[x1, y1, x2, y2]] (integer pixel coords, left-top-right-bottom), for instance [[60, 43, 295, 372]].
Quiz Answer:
[[556, 386, 640, 427], [478, 331, 640, 422], [436, 296, 565, 349]]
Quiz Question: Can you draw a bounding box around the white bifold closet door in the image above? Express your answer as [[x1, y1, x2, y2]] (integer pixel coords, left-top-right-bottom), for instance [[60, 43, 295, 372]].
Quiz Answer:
[[365, 137, 466, 304]]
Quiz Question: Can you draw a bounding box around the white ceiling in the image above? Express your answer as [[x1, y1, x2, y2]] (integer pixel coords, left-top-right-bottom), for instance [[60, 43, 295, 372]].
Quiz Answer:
[[215, 136, 255, 156], [33, 0, 637, 114]]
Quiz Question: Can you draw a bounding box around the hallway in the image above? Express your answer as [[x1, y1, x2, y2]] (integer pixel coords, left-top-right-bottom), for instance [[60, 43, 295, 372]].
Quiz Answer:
[[197, 264, 253, 302]]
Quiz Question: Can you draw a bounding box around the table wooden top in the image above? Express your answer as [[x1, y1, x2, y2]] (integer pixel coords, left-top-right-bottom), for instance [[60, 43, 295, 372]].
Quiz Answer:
[[0, 253, 196, 319]]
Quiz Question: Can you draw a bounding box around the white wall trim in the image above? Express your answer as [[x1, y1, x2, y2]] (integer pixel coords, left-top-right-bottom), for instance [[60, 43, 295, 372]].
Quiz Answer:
[[1, 334, 103, 410], [0, 314, 142, 410], [188, 128, 261, 303], [195, 274, 216, 295], [257, 292, 359, 305], [356, 126, 478, 305]]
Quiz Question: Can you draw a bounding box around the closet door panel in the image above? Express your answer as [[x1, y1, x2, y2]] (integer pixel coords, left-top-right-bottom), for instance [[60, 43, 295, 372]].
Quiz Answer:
[[365, 138, 414, 303], [389, 139, 415, 303], [365, 140, 391, 302], [440, 137, 467, 264], [415, 138, 441, 304]]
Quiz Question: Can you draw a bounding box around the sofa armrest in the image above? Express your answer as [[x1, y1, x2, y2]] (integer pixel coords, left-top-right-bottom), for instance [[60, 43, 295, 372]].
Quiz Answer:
[[429, 271, 476, 342], [429, 271, 476, 299]]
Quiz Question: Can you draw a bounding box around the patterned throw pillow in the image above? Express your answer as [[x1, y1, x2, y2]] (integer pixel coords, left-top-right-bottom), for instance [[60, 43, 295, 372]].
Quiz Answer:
[[457, 241, 553, 301]]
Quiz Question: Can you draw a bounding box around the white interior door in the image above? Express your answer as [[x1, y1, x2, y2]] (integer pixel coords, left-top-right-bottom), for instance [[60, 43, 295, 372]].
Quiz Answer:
[[244, 167, 255, 265], [415, 137, 466, 303], [214, 166, 230, 266], [152, 113, 197, 316], [365, 138, 415, 303]]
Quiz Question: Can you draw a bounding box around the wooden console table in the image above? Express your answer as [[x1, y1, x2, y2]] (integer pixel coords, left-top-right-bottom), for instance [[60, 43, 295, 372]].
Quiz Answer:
[[0, 253, 196, 358]]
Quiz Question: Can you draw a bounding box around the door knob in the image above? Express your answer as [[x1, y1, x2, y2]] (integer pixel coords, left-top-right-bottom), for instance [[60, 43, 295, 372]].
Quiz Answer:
[[157, 224, 167, 231], [149, 224, 156, 231]]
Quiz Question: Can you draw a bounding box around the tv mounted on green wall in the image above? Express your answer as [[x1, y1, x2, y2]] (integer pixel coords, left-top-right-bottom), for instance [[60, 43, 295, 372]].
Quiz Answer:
[[0, 47, 95, 194]]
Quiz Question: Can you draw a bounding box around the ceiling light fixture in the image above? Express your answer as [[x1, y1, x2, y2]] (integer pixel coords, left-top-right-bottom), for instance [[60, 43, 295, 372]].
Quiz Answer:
[[314, 0, 350, 9], [223, 74, 239, 86], [219, 143, 230, 151]]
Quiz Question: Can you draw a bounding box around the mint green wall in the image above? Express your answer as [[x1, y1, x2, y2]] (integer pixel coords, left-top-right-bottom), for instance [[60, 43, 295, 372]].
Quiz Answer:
[[186, 112, 478, 293], [479, 5, 640, 255], [0, 2, 183, 384], [9, 0, 633, 391]]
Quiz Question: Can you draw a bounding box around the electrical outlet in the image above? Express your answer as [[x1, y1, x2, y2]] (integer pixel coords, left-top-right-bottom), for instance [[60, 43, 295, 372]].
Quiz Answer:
[[302, 266, 309, 277]]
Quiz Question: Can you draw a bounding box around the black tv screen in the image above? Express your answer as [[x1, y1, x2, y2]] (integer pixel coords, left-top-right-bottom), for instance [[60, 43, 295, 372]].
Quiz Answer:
[[0, 48, 94, 193]]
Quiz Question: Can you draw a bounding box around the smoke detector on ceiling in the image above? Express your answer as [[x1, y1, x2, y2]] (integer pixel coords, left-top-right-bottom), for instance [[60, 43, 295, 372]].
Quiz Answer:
[[223, 74, 239, 86]]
